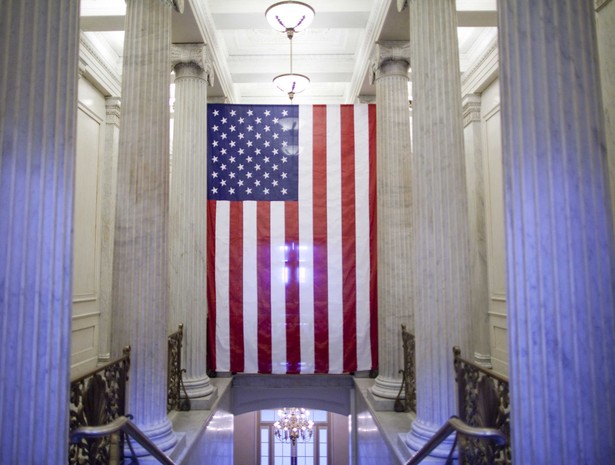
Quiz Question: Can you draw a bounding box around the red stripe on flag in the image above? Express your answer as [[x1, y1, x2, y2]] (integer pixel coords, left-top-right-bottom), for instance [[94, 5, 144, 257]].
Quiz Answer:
[[341, 105, 357, 373], [312, 105, 329, 374], [257, 201, 272, 373], [369, 104, 378, 371], [285, 202, 301, 373], [229, 202, 244, 372], [207, 200, 217, 372]]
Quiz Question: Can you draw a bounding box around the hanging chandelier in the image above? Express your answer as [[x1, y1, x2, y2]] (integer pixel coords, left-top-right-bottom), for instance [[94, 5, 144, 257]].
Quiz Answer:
[[267, 1, 314, 102], [272, 36, 310, 102], [273, 408, 314, 445]]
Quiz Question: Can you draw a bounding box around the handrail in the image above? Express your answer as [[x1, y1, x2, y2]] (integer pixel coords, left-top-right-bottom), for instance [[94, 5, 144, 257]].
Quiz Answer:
[[70, 416, 177, 465], [405, 415, 507, 465]]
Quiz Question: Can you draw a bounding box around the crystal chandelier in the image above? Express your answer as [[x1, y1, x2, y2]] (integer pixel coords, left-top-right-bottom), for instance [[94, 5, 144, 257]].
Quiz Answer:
[[273, 408, 314, 445]]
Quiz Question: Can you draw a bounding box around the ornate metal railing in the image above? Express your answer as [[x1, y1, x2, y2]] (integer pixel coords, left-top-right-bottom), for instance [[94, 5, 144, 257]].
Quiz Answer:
[[395, 324, 416, 412], [167, 324, 190, 412], [405, 416, 507, 465], [69, 346, 131, 465], [71, 416, 177, 465], [453, 346, 511, 465]]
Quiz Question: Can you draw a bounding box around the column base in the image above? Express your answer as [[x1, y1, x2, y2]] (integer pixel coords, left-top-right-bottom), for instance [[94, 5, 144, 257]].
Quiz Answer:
[[404, 417, 458, 464], [183, 374, 215, 398], [368, 375, 403, 411], [125, 417, 178, 462], [184, 375, 219, 410]]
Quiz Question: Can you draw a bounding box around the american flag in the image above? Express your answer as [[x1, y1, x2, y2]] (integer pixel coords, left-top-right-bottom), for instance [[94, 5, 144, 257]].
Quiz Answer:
[[207, 104, 377, 374]]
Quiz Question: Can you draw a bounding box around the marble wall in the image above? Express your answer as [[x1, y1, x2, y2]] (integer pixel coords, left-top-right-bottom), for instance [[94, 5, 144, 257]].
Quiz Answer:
[[71, 76, 107, 377], [479, 78, 508, 375]]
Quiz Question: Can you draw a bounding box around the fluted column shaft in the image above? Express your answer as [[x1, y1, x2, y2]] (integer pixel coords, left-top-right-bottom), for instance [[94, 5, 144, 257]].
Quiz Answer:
[[98, 97, 121, 363], [169, 44, 215, 401], [462, 94, 491, 368], [405, 0, 471, 459], [111, 0, 180, 456], [498, 1, 615, 463], [369, 42, 413, 404], [0, 1, 79, 463]]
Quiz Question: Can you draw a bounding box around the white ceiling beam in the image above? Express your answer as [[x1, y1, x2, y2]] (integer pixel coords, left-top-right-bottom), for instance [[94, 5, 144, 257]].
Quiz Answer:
[[345, 0, 392, 103], [188, 0, 238, 102]]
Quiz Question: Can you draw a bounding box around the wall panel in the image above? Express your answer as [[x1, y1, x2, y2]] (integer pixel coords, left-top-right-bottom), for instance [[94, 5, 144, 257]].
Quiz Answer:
[[481, 78, 509, 375]]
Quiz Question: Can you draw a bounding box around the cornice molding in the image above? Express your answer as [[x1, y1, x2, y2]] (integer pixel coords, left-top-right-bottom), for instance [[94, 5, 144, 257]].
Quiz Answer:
[[79, 32, 122, 97], [461, 36, 499, 96]]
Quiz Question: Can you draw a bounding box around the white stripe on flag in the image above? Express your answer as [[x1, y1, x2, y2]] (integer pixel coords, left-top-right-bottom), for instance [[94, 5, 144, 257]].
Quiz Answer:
[[354, 105, 372, 369], [215, 201, 231, 372], [326, 105, 344, 374], [243, 201, 258, 373], [298, 105, 315, 373], [270, 201, 287, 373]]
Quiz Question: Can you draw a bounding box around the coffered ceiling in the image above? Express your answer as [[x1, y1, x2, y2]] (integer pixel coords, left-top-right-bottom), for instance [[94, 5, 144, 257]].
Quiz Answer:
[[80, 0, 497, 104]]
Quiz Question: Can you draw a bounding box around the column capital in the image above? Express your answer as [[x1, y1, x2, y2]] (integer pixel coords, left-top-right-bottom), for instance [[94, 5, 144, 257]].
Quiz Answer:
[[171, 43, 214, 86], [105, 97, 121, 127], [370, 41, 410, 84], [159, 0, 184, 13], [462, 94, 481, 127]]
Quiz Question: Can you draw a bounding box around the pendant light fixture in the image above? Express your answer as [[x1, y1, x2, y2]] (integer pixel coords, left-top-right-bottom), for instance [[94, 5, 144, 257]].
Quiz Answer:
[[267, 1, 315, 102], [272, 36, 310, 102], [266, 1, 315, 38]]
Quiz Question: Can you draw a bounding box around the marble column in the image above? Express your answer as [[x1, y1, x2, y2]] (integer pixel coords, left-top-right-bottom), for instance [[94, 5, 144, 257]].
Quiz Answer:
[[98, 97, 121, 363], [462, 94, 491, 369], [111, 0, 183, 458], [368, 42, 413, 407], [596, 0, 615, 237], [498, 1, 615, 463], [404, 0, 472, 459], [0, 1, 79, 463], [169, 44, 216, 405]]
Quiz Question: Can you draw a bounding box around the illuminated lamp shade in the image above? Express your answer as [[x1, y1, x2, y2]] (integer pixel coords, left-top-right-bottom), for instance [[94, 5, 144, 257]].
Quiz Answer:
[[273, 73, 310, 102], [266, 1, 315, 36]]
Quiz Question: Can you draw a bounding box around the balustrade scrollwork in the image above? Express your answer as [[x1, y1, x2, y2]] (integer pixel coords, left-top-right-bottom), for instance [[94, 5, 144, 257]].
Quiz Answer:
[[395, 324, 416, 412], [453, 346, 511, 465], [167, 323, 190, 412], [69, 346, 131, 465]]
